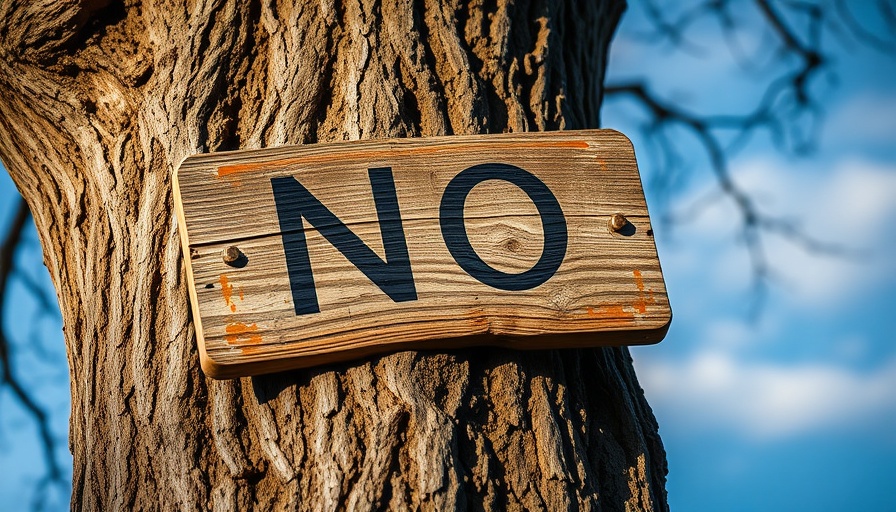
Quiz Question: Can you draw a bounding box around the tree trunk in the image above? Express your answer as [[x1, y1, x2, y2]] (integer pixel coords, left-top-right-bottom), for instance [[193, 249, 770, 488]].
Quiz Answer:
[[0, 0, 667, 510]]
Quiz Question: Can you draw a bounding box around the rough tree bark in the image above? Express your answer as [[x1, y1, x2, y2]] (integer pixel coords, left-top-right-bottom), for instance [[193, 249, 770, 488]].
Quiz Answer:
[[0, 0, 667, 510]]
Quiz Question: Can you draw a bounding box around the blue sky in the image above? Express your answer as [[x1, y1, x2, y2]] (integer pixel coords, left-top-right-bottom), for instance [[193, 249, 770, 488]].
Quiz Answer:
[[2, 2, 895, 510], [604, 2, 896, 511], [0, 171, 70, 510]]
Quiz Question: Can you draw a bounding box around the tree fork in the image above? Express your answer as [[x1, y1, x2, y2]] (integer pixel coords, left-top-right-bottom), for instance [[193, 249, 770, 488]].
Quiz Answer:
[[0, 0, 667, 510]]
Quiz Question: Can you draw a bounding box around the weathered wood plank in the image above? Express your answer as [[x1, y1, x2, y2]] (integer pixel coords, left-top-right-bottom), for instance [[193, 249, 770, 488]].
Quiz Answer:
[[174, 130, 671, 378]]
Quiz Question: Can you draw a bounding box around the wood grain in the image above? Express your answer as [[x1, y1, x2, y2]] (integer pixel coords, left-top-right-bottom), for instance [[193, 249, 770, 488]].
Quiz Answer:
[[175, 129, 670, 378]]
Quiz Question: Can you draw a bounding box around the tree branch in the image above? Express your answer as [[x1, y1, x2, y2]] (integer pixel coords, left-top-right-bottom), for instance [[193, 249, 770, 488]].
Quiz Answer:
[[0, 197, 65, 506], [605, 0, 887, 314]]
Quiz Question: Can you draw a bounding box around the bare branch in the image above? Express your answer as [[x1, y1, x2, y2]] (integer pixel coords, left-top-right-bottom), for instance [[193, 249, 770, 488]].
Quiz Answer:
[[881, 0, 896, 27], [0, 197, 66, 503], [605, 0, 890, 312], [639, 0, 708, 53], [12, 268, 58, 318], [604, 79, 854, 311]]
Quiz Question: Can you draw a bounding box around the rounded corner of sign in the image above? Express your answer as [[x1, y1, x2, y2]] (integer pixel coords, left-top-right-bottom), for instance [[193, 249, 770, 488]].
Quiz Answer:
[[174, 153, 197, 174], [598, 128, 634, 145], [645, 308, 673, 344], [199, 350, 237, 380], [173, 152, 213, 187]]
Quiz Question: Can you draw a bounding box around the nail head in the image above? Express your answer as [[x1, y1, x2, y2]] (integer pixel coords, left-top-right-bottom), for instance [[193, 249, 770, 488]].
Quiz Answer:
[[223, 246, 243, 266], [609, 213, 628, 232]]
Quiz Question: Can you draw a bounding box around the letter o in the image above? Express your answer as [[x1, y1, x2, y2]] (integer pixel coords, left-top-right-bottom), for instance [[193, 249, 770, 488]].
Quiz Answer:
[[439, 163, 568, 290]]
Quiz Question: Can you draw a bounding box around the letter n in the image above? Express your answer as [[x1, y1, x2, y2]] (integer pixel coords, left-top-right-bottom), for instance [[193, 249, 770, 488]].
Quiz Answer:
[[271, 167, 417, 315]]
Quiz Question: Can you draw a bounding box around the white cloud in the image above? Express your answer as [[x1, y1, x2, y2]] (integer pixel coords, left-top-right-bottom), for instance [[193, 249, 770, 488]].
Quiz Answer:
[[741, 159, 896, 307], [702, 318, 759, 351], [634, 351, 896, 440], [639, 156, 896, 442], [664, 156, 896, 309]]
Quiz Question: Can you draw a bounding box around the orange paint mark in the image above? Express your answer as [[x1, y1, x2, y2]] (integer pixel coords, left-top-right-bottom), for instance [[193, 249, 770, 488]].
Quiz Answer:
[[224, 322, 263, 345], [220, 274, 234, 310], [220, 274, 246, 313], [583, 305, 638, 328], [239, 345, 265, 356], [216, 140, 590, 179], [632, 269, 656, 314], [633, 269, 645, 292], [586, 306, 635, 323], [225, 322, 255, 334], [587, 305, 634, 320], [553, 141, 590, 149], [596, 158, 608, 172]]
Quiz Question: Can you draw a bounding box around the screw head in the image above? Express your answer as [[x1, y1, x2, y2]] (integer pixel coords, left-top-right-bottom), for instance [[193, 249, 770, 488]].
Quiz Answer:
[[222, 246, 244, 266], [609, 213, 628, 232]]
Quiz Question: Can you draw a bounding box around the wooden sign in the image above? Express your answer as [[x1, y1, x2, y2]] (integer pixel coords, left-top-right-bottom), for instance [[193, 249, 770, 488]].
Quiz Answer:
[[174, 130, 671, 379]]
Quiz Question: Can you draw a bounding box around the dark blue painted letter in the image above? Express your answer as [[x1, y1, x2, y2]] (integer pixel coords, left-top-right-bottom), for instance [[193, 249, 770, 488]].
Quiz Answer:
[[439, 163, 567, 290], [271, 167, 417, 315]]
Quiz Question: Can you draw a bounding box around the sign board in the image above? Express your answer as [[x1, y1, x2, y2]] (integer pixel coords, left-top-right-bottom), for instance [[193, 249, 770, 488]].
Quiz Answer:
[[174, 130, 671, 379]]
